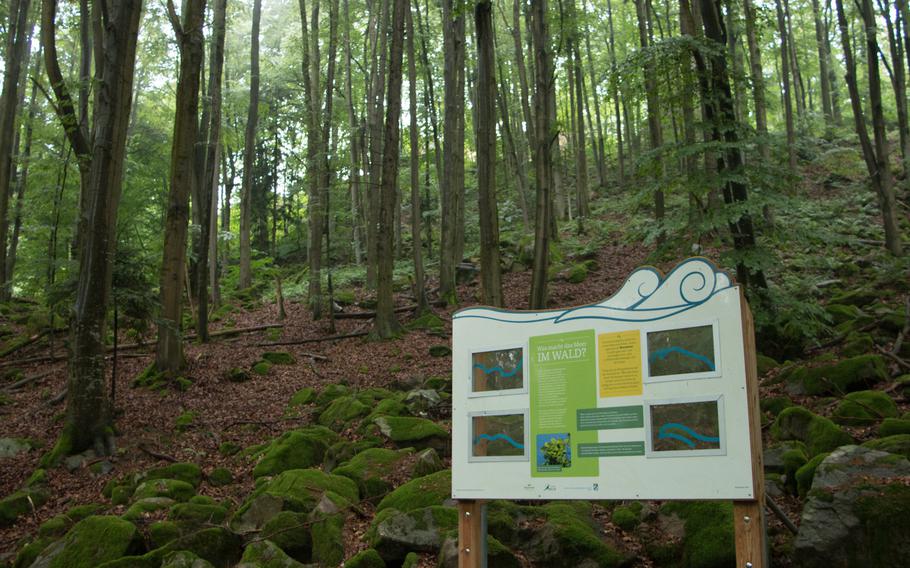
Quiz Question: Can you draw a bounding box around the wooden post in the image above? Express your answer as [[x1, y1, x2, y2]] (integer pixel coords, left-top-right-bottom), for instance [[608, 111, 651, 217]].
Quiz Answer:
[[457, 499, 487, 568], [734, 292, 768, 568]]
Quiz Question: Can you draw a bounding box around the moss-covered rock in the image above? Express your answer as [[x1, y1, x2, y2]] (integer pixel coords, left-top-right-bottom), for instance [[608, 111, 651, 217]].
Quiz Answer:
[[756, 354, 779, 375], [830, 288, 878, 308], [132, 478, 196, 503], [411, 448, 444, 478], [372, 416, 448, 453], [175, 411, 197, 432], [369, 505, 457, 563], [841, 332, 874, 357], [376, 469, 451, 513], [38, 503, 105, 538], [233, 469, 358, 533], [142, 463, 203, 488], [218, 442, 241, 456], [169, 502, 228, 525], [523, 503, 625, 567], [160, 551, 215, 568], [658, 501, 734, 568], [207, 467, 233, 487], [225, 368, 251, 383], [323, 439, 381, 472], [786, 355, 889, 395], [760, 396, 794, 417], [239, 540, 306, 567], [314, 383, 351, 407], [879, 418, 910, 437], [251, 361, 273, 375], [566, 263, 588, 283], [345, 548, 385, 568], [863, 434, 910, 458], [310, 511, 344, 566], [259, 510, 311, 561], [795, 452, 829, 498], [252, 426, 337, 478], [318, 395, 370, 430], [35, 516, 142, 568], [149, 520, 181, 548], [612, 502, 643, 531], [287, 387, 316, 408], [771, 406, 854, 457], [406, 312, 445, 332], [832, 390, 899, 426], [0, 487, 48, 526], [97, 527, 241, 568], [334, 447, 414, 499], [428, 345, 451, 357], [261, 351, 296, 365], [12, 535, 55, 568], [122, 497, 176, 521]]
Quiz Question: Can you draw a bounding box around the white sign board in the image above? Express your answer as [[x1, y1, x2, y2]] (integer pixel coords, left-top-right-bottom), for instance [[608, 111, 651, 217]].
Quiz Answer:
[[451, 258, 756, 500]]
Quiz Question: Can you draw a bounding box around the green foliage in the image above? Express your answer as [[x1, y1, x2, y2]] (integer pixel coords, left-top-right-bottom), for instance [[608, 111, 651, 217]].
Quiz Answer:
[[542, 437, 571, 467]]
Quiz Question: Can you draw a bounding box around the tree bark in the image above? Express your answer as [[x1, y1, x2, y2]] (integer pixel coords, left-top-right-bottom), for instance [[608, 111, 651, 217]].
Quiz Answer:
[[775, 0, 797, 172], [41, 0, 143, 457], [606, 0, 624, 184], [0, 0, 32, 300], [239, 0, 262, 289], [475, 0, 503, 307], [407, 1, 428, 313], [157, 0, 207, 375], [373, 0, 406, 338], [529, 0, 553, 310], [811, 0, 833, 123], [634, 0, 665, 226], [439, 0, 466, 305], [344, 0, 364, 265], [743, 0, 768, 160]]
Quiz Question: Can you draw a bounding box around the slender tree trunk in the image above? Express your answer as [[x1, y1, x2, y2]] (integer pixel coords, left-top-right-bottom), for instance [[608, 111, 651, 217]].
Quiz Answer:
[[366, 0, 390, 289], [0, 0, 32, 300], [512, 0, 535, 154], [878, 0, 910, 172], [374, 0, 406, 338], [835, 0, 903, 255], [407, 2, 428, 312], [775, 0, 797, 172], [569, 0, 589, 217], [583, 6, 606, 189], [811, 0, 833, 125], [606, 0, 624, 185], [498, 61, 531, 228], [41, 0, 143, 457], [634, 0, 665, 225], [343, 0, 364, 265], [743, 0, 768, 160], [239, 0, 261, 289], [439, 0, 466, 305], [529, 0, 552, 310], [196, 0, 227, 339], [475, 0, 503, 306], [157, 0, 207, 375]]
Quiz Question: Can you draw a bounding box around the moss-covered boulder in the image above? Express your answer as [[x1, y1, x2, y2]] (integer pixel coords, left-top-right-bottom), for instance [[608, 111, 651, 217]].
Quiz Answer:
[[612, 502, 644, 531], [238, 540, 306, 567], [261, 351, 296, 365], [841, 332, 874, 357], [96, 527, 242, 568], [0, 487, 48, 526], [795, 452, 829, 498], [653, 501, 734, 568], [287, 387, 316, 408], [832, 390, 899, 426], [122, 497, 176, 521], [376, 469, 451, 513], [314, 383, 351, 407], [323, 439, 381, 472], [411, 448, 444, 478], [363, 398, 408, 425], [160, 551, 215, 568], [370, 506, 457, 563], [345, 548, 385, 568], [372, 416, 448, 453], [879, 418, 910, 437], [771, 406, 854, 457], [233, 469, 358, 533], [207, 467, 233, 487], [428, 345, 451, 357], [141, 463, 203, 488], [258, 511, 311, 562], [30, 516, 142, 568], [132, 478, 196, 503], [863, 434, 910, 458], [251, 361, 272, 375], [149, 520, 181, 548], [37, 504, 105, 538], [785, 355, 889, 395], [830, 288, 878, 308], [169, 502, 228, 525], [310, 510, 344, 566], [318, 395, 370, 430], [760, 396, 794, 417], [756, 354, 779, 375], [333, 447, 414, 499], [252, 426, 337, 478], [523, 503, 626, 567], [406, 312, 445, 332], [795, 446, 910, 567]]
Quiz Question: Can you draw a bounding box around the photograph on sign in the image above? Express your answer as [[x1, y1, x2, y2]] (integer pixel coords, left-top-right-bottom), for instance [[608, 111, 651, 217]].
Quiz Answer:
[[469, 410, 529, 462], [644, 396, 726, 457], [470, 346, 526, 396], [645, 323, 720, 382], [536, 432, 571, 471]]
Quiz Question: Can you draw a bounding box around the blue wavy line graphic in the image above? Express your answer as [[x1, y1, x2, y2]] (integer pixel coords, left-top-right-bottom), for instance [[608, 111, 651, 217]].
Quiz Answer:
[[658, 423, 720, 448], [649, 346, 715, 371], [473, 433, 525, 449], [472, 360, 522, 377]]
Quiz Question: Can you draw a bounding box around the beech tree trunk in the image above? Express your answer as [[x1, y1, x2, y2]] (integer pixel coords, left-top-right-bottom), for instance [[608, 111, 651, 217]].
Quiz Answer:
[[374, 0, 406, 338], [743, 0, 768, 159], [475, 0, 503, 307], [775, 0, 797, 172], [634, 0, 665, 225], [407, 1, 428, 313], [439, 0, 466, 305], [529, 0, 553, 310], [41, 0, 143, 457], [239, 0, 262, 289]]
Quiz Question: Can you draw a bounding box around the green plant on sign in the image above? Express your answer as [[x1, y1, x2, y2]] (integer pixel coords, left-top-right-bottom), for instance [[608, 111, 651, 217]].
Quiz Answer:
[[542, 438, 570, 467]]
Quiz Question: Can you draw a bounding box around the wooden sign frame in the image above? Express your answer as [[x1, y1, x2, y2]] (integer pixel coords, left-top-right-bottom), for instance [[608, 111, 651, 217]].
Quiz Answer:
[[451, 259, 767, 567]]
